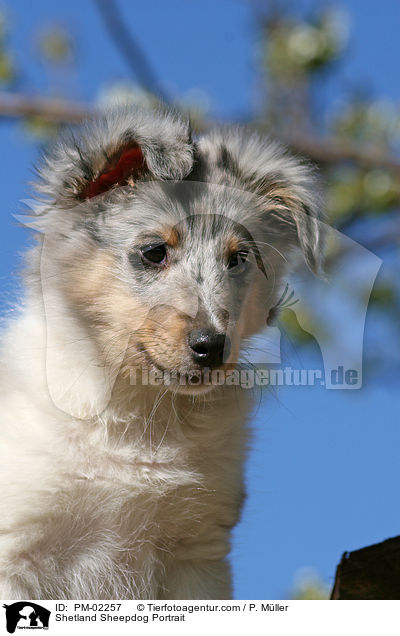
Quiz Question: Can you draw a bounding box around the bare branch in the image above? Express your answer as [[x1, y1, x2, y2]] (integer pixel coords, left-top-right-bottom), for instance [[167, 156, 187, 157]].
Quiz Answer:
[[2, 92, 400, 184], [0, 93, 90, 123], [94, 0, 169, 102], [282, 132, 400, 176]]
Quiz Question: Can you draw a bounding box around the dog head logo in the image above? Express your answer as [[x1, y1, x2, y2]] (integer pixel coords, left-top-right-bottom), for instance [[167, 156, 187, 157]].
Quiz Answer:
[[2, 603, 50, 633]]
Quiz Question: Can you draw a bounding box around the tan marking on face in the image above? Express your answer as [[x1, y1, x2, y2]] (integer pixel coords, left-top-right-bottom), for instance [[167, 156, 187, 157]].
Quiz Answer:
[[238, 242, 287, 339], [239, 280, 266, 338], [63, 248, 147, 368], [65, 250, 144, 326], [160, 225, 181, 248], [225, 235, 240, 259], [64, 247, 191, 373], [137, 305, 189, 369]]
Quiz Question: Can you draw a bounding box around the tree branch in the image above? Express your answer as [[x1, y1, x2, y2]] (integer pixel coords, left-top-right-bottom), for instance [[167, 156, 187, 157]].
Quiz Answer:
[[2, 92, 400, 182], [0, 93, 90, 123], [94, 0, 169, 102], [282, 132, 400, 176]]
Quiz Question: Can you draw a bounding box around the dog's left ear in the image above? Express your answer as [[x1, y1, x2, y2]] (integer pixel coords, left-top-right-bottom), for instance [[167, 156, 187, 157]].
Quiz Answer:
[[36, 105, 194, 208], [199, 129, 325, 273]]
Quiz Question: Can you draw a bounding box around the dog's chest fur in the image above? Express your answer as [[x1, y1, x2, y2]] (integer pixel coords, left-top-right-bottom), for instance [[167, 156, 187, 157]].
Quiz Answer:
[[0, 314, 250, 598]]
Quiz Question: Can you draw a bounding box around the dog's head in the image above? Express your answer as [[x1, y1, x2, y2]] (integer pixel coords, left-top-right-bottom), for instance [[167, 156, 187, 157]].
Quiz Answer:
[[34, 105, 323, 394]]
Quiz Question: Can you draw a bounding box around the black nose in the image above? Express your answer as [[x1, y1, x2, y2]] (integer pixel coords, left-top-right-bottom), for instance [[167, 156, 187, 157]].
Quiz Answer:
[[188, 329, 230, 368]]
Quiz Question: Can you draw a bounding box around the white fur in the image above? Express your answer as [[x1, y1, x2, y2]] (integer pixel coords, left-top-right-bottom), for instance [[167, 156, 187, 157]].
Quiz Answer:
[[0, 291, 251, 599]]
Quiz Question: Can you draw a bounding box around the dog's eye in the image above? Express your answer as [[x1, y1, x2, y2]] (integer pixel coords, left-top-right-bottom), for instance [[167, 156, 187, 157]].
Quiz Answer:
[[140, 243, 167, 266], [228, 251, 249, 275]]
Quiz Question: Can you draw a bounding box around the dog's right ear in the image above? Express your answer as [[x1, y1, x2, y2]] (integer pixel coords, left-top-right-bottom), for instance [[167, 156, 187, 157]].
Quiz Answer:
[[198, 128, 325, 274], [36, 106, 194, 207]]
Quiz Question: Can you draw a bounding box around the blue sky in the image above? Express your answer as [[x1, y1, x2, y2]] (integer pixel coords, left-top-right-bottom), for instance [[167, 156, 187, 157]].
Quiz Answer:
[[1, 0, 399, 599]]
